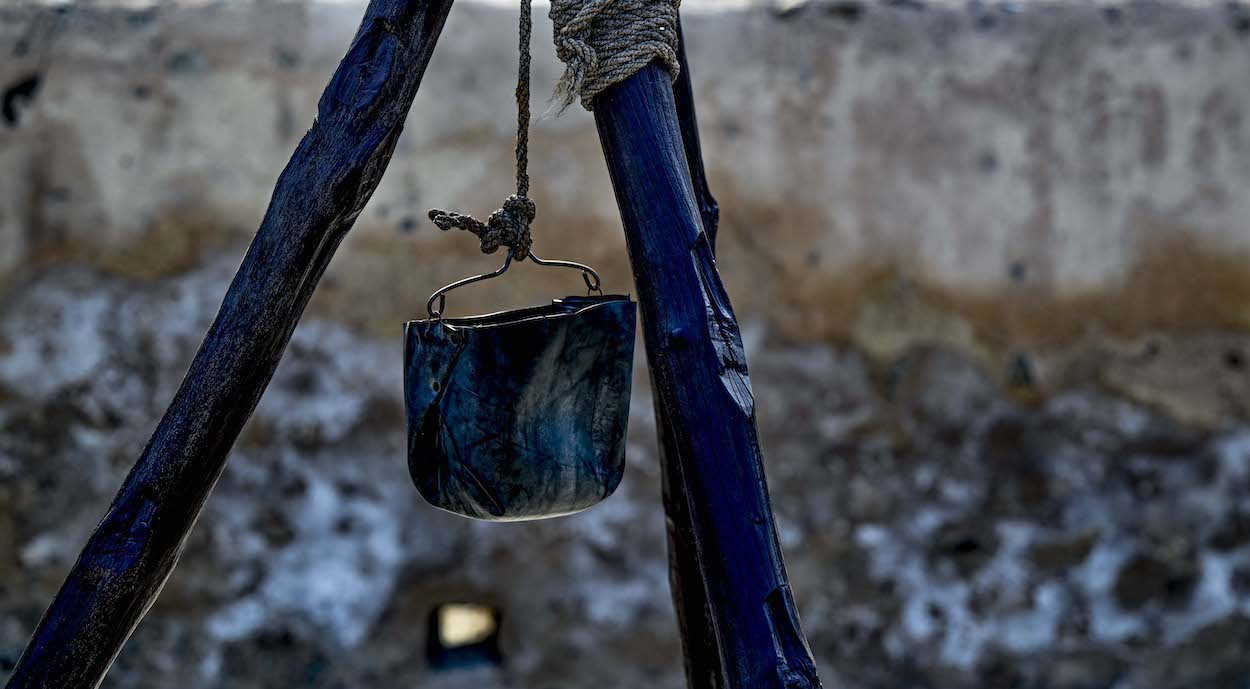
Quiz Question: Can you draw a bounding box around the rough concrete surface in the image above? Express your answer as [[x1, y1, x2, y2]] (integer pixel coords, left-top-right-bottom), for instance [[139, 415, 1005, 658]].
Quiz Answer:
[[1, 1, 1249, 688]]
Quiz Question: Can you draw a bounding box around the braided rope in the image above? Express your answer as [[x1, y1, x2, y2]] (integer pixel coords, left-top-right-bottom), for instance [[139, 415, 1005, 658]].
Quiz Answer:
[[428, 0, 538, 259], [550, 0, 680, 111]]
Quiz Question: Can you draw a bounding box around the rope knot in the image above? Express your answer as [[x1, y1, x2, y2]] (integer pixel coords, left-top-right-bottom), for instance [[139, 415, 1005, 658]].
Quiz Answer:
[[428, 194, 535, 260]]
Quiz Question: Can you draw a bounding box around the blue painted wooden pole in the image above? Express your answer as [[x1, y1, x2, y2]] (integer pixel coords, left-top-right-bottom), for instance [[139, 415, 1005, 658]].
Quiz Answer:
[[656, 19, 724, 689], [672, 20, 719, 250], [4, 1, 455, 686], [594, 62, 823, 689]]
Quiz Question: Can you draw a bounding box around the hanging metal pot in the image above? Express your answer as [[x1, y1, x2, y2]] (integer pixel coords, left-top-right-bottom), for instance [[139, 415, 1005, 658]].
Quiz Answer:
[[404, 252, 636, 521]]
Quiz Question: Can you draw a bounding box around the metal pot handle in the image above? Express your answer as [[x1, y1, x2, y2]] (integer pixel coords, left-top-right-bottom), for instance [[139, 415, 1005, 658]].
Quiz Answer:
[[427, 250, 603, 320]]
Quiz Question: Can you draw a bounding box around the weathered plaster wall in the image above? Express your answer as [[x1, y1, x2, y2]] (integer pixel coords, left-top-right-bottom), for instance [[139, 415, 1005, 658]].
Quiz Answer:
[[1, 2, 1249, 688], [3, 0, 1250, 421]]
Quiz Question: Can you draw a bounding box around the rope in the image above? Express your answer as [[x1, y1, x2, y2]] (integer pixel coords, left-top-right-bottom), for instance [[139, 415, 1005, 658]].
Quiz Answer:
[[427, 0, 539, 259], [429, 0, 681, 254], [550, 0, 681, 111]]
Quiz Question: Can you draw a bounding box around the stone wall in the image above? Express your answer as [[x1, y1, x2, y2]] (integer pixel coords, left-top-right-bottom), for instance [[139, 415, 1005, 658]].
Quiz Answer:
[[1, 2, 1249, 688]]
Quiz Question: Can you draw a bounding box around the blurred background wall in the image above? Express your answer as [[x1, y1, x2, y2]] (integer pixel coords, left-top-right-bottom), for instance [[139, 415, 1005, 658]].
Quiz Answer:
[[2, 1, 1250, 687]]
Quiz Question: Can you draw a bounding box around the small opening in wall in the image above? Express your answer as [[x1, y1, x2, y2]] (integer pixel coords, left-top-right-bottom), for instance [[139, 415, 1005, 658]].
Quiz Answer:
[[426, 602, 503, 671]]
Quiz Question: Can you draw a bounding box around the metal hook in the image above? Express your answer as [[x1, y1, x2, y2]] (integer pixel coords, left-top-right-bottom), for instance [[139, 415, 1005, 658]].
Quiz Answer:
[[426, 250, 604, 320], [428, 251, 516, 319], [529, 252, 603, 294]]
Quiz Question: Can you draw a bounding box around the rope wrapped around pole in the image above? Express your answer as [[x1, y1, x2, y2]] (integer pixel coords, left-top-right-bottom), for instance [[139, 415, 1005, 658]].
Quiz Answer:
[[550, 0, 681, 111]]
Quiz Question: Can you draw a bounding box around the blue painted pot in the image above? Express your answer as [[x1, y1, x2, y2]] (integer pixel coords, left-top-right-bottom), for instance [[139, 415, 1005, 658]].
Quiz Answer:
[[404, 295, 636, 521]]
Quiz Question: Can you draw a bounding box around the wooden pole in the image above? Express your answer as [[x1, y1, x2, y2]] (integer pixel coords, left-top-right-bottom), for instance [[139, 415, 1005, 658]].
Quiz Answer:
[[672, 21, 719, 250], [657, 19, 724, 689], [4, 1, 454, 686], [594, 62, 823, 689]]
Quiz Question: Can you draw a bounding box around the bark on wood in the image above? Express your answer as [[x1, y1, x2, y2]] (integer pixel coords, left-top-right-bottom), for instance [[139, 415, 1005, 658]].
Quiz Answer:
[[594, 62, 822, 689], [4, 1, 455, 686]]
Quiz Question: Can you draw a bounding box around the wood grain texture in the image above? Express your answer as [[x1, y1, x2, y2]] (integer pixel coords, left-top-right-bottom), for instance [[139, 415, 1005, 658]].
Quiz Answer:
[[4, 1, 455, 686], [657, 18, 725, 689], [594, 62, 822, 689]]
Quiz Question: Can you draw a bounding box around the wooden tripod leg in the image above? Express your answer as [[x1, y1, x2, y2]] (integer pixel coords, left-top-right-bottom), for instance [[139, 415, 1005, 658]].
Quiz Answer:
[[673, 20, 720, 250], [594, 63, 823, 689], [657, 18, 726, 689], [4, 1, 455, 687]]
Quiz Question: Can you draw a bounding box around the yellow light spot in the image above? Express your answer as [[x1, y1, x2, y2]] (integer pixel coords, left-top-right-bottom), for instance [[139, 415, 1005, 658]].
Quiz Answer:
[[437, 604, 497, 647]]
